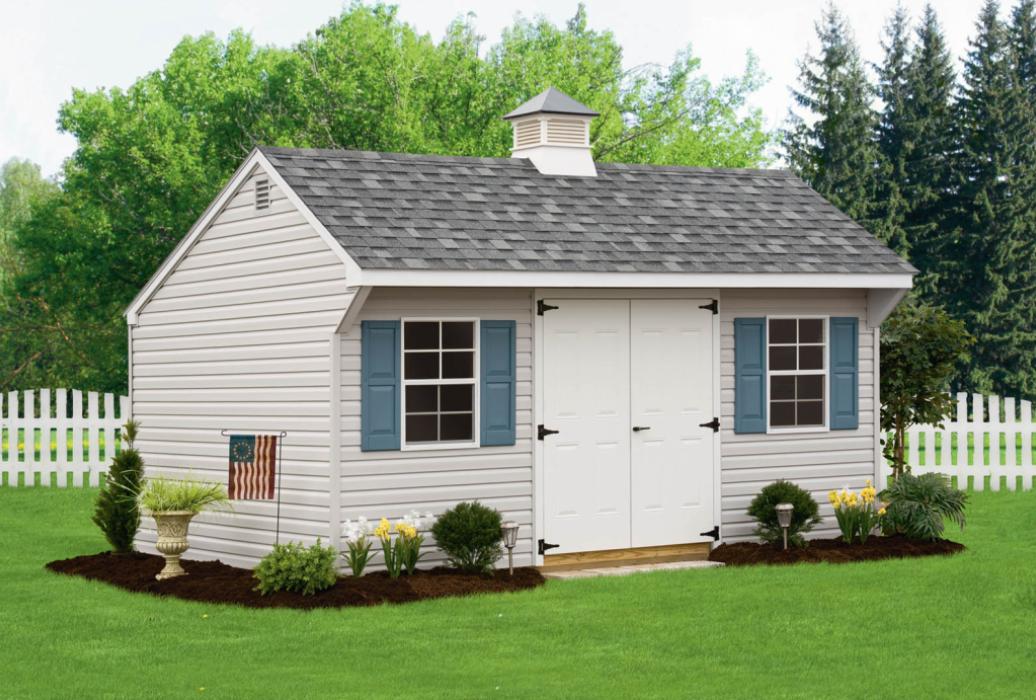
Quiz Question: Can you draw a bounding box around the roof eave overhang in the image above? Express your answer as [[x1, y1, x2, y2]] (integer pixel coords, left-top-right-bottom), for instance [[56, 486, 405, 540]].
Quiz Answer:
[[354, 269, 914, 291]]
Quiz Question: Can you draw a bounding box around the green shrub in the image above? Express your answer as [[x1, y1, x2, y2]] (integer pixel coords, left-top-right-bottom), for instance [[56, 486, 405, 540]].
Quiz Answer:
[[880, 473, 966, 541], [139, 476, 229, 514], [747, 480, 821, 547], [430, 501, 502, 573], [254, 540, 338, 596], [92, 420, 144, 553]]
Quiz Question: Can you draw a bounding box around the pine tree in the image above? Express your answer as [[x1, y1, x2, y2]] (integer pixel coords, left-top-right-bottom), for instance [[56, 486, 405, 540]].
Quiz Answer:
[[899, 4, 958, 299], [92, 420, 144, 553], [785, 4, 881, 226], [873, 4, 912, 256], [948, 0, 1036, 396]]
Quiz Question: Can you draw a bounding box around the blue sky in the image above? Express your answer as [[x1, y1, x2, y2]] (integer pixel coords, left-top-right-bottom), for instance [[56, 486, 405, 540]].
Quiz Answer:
[[1, 0, 987, 176]]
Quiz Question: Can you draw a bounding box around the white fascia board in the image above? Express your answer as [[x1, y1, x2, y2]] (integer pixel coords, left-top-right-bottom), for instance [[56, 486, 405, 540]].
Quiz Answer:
[[358, 269, 915, 290], [124, 148, 362, 325], [867, 287, 910, 326]]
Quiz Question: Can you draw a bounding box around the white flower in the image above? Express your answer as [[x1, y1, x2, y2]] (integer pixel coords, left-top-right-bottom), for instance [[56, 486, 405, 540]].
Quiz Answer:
[[342, 517, 372, 542]]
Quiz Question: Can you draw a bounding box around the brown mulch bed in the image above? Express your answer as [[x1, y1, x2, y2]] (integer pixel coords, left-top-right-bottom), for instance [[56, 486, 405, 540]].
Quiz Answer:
[[45, 552, 544, 610], [709, 535, 965, 567]]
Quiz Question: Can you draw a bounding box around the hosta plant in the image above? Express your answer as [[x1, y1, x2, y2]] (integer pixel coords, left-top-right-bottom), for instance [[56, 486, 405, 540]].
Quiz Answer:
[[880, 472, 966, 541], [829, 480, 885, 544], [341, 516, 374, 577], [254, 540, 338, 596]]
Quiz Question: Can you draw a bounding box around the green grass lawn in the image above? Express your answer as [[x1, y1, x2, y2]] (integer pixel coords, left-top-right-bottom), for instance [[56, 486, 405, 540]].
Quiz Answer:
[[2, 490, 1035, 698]]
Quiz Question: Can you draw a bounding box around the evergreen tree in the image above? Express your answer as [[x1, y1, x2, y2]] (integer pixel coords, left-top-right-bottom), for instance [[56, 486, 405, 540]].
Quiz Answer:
[[92, 421, 144, 553], [949, 0, 1036, 396], [899, 5, 958, 299], [873, 4, 912, 256], [785, 4, 881, 226]]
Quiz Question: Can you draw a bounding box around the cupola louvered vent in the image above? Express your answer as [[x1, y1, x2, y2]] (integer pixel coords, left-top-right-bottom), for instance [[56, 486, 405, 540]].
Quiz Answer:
[[255, 178, 270, 210], [546, 118, 588, 146], [514, 119, 541, 149]]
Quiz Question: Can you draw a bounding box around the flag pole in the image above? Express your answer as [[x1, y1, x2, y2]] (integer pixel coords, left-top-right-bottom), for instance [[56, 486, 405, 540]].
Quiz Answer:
[[275, 431, 286, 545]]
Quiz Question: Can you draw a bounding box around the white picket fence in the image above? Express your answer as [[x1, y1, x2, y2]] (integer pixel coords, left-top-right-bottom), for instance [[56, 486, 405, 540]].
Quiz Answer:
[[882, 392, 1036, 491], [0, 389, 129, 487]]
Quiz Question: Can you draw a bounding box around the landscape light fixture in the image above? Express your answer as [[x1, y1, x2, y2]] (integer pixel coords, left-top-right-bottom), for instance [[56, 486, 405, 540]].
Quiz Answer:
[[501, 521, 520, 575], [775, 503, 794, 551]]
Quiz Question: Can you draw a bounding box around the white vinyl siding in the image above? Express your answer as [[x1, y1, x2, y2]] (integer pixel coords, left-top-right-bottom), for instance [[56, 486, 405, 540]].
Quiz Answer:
[[132, 166, 352, 569], [720, 289, 876, 542], [340, 288, 535, 568]]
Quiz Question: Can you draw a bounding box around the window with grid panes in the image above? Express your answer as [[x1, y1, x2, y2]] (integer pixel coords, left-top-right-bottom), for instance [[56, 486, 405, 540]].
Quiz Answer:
[[402, 320, 477, 445], [768, 318, 826, 428]]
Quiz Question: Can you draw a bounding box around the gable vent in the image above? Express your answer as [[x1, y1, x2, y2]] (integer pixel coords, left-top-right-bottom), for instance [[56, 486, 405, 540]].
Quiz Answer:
[[254, 178, 270, 210], [547, 118, 588, 146], [514, 119, 541, 149]]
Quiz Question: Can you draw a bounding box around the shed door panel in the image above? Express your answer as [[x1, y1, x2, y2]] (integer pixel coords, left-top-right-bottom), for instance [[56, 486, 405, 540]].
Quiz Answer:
[[630, 300, 715, 547], [542, 300, 631, 553]]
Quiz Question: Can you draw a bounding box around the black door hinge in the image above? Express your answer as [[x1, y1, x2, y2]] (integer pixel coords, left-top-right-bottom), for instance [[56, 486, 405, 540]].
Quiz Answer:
[[699, 525, 720, 541], [537, 299, 559, 315], [699, 299, 719, 315], [538, 424, 559, 440], [699, 417, 720, 432], [538, 539, 560, 555]]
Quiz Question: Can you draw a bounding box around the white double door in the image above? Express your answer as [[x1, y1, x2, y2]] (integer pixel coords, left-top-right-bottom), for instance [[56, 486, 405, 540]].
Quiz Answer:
[[542, 299, 716, 554]]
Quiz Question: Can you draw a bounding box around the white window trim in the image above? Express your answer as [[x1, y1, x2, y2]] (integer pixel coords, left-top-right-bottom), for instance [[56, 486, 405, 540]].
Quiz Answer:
[[765, 315, 831, 434], [400, 317, 481, 451]]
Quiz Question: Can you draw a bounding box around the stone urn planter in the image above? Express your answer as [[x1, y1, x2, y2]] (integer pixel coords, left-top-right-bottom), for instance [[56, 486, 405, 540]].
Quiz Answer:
[[153, 511, 195, 580]]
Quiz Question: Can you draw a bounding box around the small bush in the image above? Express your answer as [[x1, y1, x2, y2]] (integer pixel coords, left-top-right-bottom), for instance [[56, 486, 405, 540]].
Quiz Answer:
[[880, 472, 966, 541], [254, 540, 338, 596], [747, 480, 821, 547], [431, 501, 502, 573], [92, 421, 144, 553]]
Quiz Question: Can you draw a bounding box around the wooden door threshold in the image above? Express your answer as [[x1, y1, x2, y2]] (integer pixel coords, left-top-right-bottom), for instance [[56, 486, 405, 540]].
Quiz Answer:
[[540, 542, 712, 572]]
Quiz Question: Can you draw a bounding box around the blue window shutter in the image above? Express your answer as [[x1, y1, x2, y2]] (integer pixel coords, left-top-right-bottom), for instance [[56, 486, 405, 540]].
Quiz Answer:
[[734, 318, 767, 434], [480, 320, 516, 446], [830, 317, 859, 430], [361, 320, 400, 451]]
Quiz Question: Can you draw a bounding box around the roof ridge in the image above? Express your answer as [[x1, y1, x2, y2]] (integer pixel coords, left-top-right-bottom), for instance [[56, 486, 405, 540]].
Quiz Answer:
[[258, 145, 791, 177]]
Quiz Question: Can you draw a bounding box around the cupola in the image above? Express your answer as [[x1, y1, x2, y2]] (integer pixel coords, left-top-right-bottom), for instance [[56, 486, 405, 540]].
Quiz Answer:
[[503, 87, 598, 177]]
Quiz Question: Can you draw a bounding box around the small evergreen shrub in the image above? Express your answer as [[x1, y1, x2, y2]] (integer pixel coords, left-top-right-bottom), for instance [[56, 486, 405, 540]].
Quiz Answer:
[[254, 540, 338, 596], [430, 501, 503, 573], [747, 480, 821, 547], [880, 472, 966, 541], [92, 420, 144, 553]]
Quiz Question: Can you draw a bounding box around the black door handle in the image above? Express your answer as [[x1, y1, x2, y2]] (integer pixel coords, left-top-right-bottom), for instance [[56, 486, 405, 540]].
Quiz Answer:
[[632, 426, 651, 432]]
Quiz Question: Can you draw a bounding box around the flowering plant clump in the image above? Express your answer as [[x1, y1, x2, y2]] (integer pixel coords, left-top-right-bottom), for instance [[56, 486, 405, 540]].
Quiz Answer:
[[374, 517, 405, 578], [341, 516, 374, 577], [829, 480, 886, 544], [397, 510, 434, 576]]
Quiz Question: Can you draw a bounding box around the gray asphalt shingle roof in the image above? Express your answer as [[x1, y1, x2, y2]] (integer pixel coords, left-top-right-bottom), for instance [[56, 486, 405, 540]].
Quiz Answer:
[[259, 146, 916, 275]]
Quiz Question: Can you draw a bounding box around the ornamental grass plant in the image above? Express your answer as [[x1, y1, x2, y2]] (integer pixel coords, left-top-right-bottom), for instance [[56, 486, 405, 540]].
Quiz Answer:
[[138, 477, 230, 514]]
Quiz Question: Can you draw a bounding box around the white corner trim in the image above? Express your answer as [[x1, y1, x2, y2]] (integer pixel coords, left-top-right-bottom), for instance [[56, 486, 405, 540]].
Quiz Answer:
[[867, 288, 909, 327], [124, 148, 363, 325], [335, 286, 372, 334], [359, 269, 915, 291]]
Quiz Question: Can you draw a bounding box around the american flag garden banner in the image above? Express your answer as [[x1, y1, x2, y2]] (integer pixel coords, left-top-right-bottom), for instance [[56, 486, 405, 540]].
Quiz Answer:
[[228, 434, 278, 500]]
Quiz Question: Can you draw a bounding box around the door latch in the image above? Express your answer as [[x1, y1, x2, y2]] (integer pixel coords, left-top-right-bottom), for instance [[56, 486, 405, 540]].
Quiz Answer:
[[632, 425, 652, 432]]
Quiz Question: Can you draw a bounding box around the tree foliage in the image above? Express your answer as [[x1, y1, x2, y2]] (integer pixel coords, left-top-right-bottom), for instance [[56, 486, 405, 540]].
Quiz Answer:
[[880, 300, 974, 476], [0, 2, 772, 393]]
